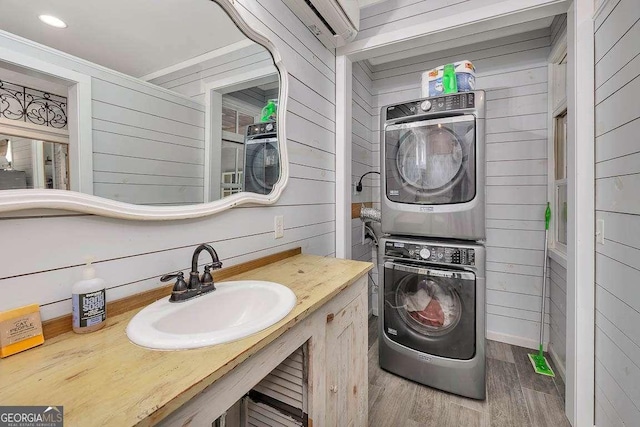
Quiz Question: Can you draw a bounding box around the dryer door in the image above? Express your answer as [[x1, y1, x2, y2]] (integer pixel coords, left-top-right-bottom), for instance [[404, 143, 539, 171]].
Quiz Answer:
[[383, 261, 476, 360], [384, 115, 475, 205]]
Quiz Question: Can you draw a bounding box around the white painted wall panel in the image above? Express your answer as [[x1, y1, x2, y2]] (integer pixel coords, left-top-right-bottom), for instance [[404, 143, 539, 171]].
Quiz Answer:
[[359, 0, 467, 32], [0, 0, 337, 320], [595, 13, 640, 88], [548, 258, 566, 372], [550, 14, 567, 48], [356, 0, 503, 41], [594, 1, 640, 422], [9, 138, 33, 187], [595, 49, 640, 105], [351, 60, 376, 313], [89, 78, 206, 204]]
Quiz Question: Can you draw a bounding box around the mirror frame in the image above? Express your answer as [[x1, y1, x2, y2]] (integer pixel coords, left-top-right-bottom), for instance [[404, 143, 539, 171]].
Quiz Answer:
[[0, 0, 289, 220]]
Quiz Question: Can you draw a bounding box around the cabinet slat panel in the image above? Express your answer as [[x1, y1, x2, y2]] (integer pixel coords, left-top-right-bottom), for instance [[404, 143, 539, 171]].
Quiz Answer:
[[252, 347, 305, 411], [252, 385, 302, 409], [246, 401, 302, 427]]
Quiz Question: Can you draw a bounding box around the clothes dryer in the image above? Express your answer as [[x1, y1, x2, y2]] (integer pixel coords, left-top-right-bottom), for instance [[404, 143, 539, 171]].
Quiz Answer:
[[381, 91, 485, 240]]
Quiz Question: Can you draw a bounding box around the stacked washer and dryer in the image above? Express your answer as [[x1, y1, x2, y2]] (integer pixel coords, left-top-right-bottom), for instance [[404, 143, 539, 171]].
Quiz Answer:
[[377, 91, 486, 399]]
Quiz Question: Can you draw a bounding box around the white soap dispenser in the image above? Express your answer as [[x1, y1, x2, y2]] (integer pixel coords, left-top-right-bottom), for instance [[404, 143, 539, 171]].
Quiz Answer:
[[72, 257, 107, 333]]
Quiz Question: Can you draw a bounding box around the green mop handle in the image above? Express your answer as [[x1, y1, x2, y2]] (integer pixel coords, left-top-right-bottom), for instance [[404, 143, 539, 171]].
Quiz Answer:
[[545, 202, 551, 231], [539, 202, 551, 356]]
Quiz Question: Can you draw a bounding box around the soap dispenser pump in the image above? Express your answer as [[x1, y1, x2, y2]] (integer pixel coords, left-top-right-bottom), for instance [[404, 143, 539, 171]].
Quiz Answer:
[[72, 258, 107, 333]]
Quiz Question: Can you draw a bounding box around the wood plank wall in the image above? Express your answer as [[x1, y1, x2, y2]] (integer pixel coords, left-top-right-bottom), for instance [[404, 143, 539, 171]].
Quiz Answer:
[[366, 28, 553, 347], [7, 137, 33, 187], [91, 79, 206, 205], [355, 0, 497, 42], [548, 257, 566, 373], [593, 0, 640, 425], [148, 44, 274, 102], [0, 0, 336, 321], [351, 61, 377, 313]]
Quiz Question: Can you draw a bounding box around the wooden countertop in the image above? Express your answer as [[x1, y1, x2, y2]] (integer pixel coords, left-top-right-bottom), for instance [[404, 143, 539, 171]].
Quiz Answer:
[[0, 254, 372, 427]]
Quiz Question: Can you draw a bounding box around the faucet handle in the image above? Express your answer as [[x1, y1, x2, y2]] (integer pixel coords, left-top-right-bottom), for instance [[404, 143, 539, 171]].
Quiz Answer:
[[201, 263, 220, 287], [161, 272, 188, 293]]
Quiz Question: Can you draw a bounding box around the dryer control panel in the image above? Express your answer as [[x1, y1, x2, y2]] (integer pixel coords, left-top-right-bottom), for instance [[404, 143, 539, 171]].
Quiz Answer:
[[384, 241, 475, 266], [385, 92, 476, 120]]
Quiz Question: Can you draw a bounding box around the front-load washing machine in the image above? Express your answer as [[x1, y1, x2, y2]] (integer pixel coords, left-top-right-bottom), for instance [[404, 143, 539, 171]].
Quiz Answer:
[[381, 91, 485, 240], [243, 121, 279, 195], [378, 236, 486, 399]]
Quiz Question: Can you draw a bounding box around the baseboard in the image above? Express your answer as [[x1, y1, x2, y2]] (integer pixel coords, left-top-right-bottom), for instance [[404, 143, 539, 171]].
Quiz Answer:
[[486, 330, 548, 352], [548, 343, 567, 381]]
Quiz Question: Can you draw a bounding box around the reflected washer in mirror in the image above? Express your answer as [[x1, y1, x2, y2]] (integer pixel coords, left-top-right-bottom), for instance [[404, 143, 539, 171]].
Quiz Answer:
[[243, 121, 279, 195]]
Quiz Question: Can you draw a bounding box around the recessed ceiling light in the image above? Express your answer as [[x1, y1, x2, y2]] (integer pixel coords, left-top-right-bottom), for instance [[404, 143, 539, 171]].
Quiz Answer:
[[39, 15, 67, 29]]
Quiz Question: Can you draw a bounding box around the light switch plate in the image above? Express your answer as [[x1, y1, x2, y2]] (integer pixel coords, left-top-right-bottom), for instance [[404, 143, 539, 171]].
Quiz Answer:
[[274, 215, 284, 239]]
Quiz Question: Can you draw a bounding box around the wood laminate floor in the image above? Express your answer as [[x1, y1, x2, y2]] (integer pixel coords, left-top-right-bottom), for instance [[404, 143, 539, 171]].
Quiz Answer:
[[367, 316, 569, 427]]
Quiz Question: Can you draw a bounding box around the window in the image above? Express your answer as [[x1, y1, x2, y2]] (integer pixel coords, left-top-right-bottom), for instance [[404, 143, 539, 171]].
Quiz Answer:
[[554, 111, 567, 248], [221, 107, 237, 133], [221, 106, 255, 136]]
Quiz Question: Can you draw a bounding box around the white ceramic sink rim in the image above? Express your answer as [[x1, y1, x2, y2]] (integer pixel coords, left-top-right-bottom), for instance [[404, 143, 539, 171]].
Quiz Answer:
[[126, 280, 296, 350]]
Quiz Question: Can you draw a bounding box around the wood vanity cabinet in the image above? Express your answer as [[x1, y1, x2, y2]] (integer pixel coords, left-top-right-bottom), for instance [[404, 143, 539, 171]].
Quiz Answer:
[[325, 287, 368, 427], [159, 275, 368, 427]]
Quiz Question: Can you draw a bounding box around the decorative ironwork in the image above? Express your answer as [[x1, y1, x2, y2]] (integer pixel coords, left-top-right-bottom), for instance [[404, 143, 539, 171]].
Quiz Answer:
[[0, 79, 67, 129]]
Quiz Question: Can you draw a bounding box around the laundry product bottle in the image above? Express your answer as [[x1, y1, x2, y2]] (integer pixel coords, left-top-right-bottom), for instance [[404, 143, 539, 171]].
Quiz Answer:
[[261, 99, 278, 122], [72, 258, 107, 333], [442, 63, 458, 94]]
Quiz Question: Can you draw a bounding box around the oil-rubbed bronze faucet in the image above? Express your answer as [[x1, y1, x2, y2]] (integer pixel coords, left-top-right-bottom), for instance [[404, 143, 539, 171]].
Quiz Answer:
[[161, 244, 223, 302]]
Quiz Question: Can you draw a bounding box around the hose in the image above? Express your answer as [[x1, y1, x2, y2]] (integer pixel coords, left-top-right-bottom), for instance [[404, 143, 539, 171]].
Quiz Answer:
[[360, 207, 381, 223]]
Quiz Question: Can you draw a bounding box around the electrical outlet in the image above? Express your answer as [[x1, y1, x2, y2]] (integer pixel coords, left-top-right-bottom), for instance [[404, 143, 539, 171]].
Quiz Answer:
[[274, 215, 284, 239]]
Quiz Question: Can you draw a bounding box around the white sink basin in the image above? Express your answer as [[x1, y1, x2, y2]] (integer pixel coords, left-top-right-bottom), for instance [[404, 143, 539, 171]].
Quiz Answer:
[[126, 280, 296, 350]]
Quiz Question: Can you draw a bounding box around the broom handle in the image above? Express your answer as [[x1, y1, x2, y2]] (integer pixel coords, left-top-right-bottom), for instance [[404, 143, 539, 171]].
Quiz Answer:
[[539, 203, 551, 351]]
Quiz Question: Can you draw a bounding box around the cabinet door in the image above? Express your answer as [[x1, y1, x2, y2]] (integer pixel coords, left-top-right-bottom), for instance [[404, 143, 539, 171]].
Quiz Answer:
[[325, 290, 368, 427]]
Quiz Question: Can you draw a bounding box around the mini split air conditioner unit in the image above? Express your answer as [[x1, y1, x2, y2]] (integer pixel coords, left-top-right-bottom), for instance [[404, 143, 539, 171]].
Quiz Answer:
[[284, 0, 360, 48]]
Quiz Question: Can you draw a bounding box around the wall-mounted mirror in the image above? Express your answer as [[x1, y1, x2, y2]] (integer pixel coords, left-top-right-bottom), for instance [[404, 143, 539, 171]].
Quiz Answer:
[[0, 0, 287, 218]]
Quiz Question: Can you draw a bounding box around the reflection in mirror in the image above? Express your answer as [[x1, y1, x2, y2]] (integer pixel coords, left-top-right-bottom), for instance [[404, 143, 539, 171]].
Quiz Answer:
[[0, 0, 281, 206], [0, 135, 69, 190]]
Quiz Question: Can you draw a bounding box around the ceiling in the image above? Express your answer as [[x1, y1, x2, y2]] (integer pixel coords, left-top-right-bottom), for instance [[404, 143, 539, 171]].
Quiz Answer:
[[366, 16, 555, 66], [0, 0, 247, 77]]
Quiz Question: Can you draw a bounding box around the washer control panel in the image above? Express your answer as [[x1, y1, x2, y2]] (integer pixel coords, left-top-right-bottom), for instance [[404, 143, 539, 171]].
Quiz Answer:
[[384, 241, 475, 266], [246, 121, 277, 137]]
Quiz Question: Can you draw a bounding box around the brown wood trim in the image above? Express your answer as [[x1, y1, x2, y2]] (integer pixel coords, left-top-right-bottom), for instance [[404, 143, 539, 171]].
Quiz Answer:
[[42, 247, 302, 340], [351, 202, 373, 219]]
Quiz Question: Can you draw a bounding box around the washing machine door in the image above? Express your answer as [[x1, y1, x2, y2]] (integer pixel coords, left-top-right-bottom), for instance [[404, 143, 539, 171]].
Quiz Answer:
[[384, 115, 475, 205], [383, 261, 476, 360], [243, 137, 280, 195]]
